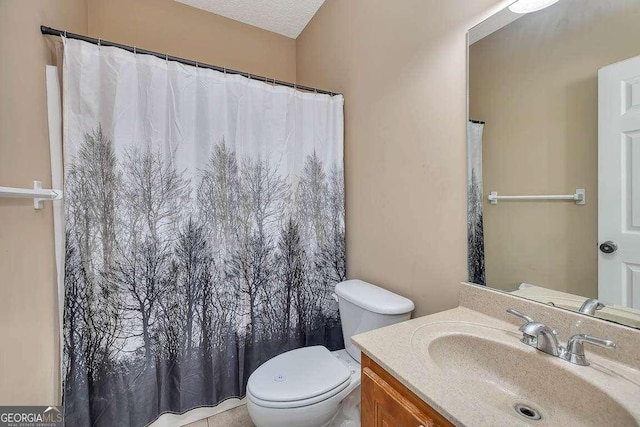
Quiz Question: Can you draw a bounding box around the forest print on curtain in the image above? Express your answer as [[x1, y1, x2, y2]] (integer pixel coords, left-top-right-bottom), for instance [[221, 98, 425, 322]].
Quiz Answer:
[[61, 39, 345, 426], [467, 120, 485, 286]]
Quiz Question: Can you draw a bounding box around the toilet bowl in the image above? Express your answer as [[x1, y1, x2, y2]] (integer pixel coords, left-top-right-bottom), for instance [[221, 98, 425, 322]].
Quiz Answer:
[[247, 347, 359, 427], [246, 280, 415, 427]]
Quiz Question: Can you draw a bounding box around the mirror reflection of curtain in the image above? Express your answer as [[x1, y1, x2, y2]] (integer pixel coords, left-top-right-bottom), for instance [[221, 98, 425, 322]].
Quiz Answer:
[[467, 120, 485, 285]]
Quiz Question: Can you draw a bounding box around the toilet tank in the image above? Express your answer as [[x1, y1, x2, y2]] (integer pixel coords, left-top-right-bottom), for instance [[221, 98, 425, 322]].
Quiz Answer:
[[335, 280, 415, 362]]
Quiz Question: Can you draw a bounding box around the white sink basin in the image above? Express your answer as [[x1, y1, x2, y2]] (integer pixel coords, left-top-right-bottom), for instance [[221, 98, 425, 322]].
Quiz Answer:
[[411, 321, 639, 426]]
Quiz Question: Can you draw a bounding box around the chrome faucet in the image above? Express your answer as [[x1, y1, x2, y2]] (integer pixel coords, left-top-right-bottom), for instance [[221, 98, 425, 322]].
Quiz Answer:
[[562, 334, 616, 366], [579, 298, 605, 315], [507, 309, 561, 357], [506, 309, 617, 365]]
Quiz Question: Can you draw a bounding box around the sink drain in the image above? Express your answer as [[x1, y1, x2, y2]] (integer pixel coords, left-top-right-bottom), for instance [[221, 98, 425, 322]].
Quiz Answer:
[[514, 404, 542, 421]]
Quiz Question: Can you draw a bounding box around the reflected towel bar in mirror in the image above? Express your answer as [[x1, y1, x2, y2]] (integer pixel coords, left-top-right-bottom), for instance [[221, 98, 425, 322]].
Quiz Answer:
[[488, 189, 585, 205], [0, 180, 63, 209]]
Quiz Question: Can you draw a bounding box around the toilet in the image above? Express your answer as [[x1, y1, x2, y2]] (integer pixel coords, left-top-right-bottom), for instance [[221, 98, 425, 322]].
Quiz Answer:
[[246, 279, 415, 427]]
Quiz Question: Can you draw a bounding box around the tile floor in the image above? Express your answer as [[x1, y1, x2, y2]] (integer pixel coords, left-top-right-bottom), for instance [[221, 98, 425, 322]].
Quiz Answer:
[[185, 405, 254, 427]]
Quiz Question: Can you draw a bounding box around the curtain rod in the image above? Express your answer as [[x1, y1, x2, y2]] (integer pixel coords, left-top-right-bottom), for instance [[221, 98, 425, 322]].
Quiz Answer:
[[40, 25, 340, 97]]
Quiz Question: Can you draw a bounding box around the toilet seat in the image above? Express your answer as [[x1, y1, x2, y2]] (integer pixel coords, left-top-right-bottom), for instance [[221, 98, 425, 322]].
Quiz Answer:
[[247, 346, 352, 409], [248, 379, 351, 409]]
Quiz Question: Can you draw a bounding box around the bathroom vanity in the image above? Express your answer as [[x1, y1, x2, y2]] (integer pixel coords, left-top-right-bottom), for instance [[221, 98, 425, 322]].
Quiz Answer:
[[355, 283, 640, 426], [359, 2, 640, 422], [361, 354, 453, 427]]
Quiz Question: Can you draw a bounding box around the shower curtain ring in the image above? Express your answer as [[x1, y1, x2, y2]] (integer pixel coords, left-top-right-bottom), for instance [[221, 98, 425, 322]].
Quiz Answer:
[[63, 30, 67, 38], [133, 46, 137, 54], [98, 38, 101, 47]]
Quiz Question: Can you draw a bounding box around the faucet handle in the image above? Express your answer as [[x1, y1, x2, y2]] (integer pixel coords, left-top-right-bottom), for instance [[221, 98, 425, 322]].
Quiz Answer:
[[507, 308, 534, 324], [507, 309, 538, 347], [563, 334, 617, 366]]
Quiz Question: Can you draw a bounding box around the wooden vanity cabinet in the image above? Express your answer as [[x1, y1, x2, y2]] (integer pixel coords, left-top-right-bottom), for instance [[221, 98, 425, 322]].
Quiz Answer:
[[361, 354, 454, 427]]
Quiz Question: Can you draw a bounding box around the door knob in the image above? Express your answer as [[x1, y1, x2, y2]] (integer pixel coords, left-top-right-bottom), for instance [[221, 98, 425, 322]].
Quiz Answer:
[[599, 241, 618, 254]]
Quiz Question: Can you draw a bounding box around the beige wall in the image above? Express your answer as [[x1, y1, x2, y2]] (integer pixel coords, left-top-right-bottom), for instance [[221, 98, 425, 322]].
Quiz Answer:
[[0, 0, 296, 405], [2, 0, 523, 407], [87, 0, 296, 82], [296, 0, 507, 317], [470, 0, 640, 297], [0, 0, 87, 405]]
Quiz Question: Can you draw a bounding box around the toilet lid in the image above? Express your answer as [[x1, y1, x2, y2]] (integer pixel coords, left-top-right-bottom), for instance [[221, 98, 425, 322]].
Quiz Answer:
[[247, 346, 351, 403]]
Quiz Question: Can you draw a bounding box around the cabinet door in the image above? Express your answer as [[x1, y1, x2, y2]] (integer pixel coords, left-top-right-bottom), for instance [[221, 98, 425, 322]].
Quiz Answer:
[[362, 367, 433, 427], [361, 354, 454, 427]]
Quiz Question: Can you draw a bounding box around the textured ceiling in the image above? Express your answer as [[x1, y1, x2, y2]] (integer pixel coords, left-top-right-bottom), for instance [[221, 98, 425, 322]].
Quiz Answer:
[[175, 0, 326, 39]]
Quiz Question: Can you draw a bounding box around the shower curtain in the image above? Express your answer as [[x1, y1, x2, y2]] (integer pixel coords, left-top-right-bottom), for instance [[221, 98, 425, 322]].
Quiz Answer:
[[61, 38, 345, 426], [467, 121, 486, 286]]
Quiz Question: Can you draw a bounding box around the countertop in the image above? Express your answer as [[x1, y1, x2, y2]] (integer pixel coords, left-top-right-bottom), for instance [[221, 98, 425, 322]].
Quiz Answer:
[[353, 306, 499, 426], [352, 305, 640, 426]]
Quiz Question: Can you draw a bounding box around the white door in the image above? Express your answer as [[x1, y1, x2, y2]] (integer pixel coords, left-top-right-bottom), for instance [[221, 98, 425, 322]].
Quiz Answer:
[[599, 55, 640, 309]]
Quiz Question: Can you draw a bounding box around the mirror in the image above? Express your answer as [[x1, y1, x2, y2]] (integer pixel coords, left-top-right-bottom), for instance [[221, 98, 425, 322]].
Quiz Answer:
[[467, 0, 640, 329]]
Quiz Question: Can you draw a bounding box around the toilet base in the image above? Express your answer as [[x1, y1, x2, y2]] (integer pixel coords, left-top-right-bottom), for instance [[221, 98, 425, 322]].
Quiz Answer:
[[247, 394, 341, 427], [247, 386, 360, 427]]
